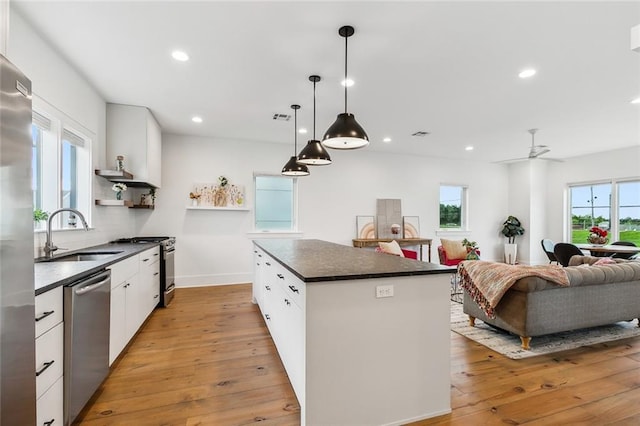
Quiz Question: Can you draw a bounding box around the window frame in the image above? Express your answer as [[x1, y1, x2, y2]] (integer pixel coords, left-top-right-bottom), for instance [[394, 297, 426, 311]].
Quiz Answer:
[[567, 178, 640, 243], [438, 184, 469, 232], [32, 96, 93, 232], [253, 173, 299, 233]]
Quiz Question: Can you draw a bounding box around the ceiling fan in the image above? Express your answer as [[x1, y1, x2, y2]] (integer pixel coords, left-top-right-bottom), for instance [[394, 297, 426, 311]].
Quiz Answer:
[[498, 129, 560, 163]]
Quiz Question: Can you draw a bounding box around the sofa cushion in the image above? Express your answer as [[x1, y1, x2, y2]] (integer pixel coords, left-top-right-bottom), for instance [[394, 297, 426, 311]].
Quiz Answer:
[[509, 259, 640, 292], [440, 238, 467, 260]]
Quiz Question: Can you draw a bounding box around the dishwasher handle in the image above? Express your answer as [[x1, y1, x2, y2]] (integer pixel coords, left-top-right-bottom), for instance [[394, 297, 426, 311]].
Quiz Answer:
[[73, 271, 111, 296]]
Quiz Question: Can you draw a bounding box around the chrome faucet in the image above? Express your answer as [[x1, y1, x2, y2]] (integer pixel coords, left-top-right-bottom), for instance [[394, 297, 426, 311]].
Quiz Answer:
[[44, 208, 90, 258]]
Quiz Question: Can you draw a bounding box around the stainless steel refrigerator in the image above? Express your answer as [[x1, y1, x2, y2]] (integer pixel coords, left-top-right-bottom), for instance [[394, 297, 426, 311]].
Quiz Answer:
[[0, 53, 37, 424]]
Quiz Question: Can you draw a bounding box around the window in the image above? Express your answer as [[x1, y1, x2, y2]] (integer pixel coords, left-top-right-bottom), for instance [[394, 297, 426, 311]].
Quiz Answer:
[[617, 181, 640, 245], [254, 175, 296, 231], [439, 185, 467, 230], [32, 99, 92, 231], [569, 180, 640, 245]]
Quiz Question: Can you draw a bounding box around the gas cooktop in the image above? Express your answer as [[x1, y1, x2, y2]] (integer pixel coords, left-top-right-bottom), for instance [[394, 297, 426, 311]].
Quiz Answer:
[[111, 236, 173, 244]]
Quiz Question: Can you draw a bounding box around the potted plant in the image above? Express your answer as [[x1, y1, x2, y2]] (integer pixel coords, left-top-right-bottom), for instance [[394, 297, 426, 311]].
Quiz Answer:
[[34, 208, 49, 230], [501, 215, 525, 264], [461, 238, 480, 260]]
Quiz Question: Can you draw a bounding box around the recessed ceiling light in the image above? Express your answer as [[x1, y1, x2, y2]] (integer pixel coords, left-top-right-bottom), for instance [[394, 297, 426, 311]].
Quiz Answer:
[[172, 50, 189, 62], [631, 97, 640, 104], [465, 146, 474, 151], [383, 137, 392, 143], [298, 128, 308, 134], [341, 78, 354, 87], [191, 116, 203, 123], [518, 69, 536, 79]]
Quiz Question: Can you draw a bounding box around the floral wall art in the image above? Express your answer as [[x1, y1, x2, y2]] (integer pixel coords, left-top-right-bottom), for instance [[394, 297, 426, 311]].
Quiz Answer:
[[189, 176, 245, 208]]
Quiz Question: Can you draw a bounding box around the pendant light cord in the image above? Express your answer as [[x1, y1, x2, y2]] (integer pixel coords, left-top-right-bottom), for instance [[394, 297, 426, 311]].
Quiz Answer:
[[344, 34, 348, 113], [293, 108, 298, 154], [313, 79, 317, 140]]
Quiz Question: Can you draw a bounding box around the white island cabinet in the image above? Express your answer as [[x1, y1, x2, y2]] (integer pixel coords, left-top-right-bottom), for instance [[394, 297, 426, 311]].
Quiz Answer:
[[253, 239, 453, 426]]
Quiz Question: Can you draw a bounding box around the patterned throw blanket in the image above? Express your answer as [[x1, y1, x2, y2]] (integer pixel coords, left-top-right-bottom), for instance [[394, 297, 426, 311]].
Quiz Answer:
[[458, 261, 570, 318]]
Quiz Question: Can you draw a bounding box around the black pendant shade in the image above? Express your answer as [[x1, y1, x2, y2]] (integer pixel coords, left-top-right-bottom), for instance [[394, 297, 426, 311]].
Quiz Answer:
[[282, 104, 310, 176], [298, 75, 332, 166], [322, 25, 369, 150], [323, 112, 369, 149]]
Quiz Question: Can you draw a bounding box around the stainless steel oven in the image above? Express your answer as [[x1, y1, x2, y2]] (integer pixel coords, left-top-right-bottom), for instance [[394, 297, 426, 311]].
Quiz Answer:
[[112, 236, 176, 307], [161, 238, 176, 307]]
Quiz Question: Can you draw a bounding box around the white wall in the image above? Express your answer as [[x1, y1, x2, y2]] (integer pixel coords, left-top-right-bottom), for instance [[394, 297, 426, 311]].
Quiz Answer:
[[137, 134, 510, 287], [8, 10, 138, 257]]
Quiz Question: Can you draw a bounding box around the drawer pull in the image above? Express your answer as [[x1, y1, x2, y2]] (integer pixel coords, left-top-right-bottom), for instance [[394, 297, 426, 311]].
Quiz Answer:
[[284, 298, 291, 306], [265, 285, 271, 291], [277, 274, 284, 280], [142, 258, 149, 262], [44, 419, 55, 426], [35, 310, 54, 322], [258, 254, 262, 258], [265, 262, 271, 266], [256, 263, 260, 266], [288, 285, 299, 293], [154, 272, 159, 276], [154, 295, 159, 299], [35, 360, 55, 377], [265, 314, 271, 320]]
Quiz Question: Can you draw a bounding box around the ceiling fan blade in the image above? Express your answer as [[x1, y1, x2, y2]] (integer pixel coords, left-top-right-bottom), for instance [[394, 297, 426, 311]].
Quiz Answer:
[[529, 147, 550, 158], [494, 157, 529, 164]]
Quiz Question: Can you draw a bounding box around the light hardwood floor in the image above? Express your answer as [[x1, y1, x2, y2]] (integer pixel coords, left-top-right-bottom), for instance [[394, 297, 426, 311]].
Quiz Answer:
[[76, 285, 640, 425]]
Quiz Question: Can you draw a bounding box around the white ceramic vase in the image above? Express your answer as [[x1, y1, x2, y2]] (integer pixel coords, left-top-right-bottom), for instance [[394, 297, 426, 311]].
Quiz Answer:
[[504, 243, 518, 264]]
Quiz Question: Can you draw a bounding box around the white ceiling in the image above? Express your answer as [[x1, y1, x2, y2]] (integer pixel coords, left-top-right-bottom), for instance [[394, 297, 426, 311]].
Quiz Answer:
[[13, 1, 640, 163]]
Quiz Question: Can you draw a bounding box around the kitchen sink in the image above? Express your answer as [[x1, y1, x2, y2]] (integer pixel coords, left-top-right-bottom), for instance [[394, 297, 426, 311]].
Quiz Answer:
[[41, 251, 123, 262]]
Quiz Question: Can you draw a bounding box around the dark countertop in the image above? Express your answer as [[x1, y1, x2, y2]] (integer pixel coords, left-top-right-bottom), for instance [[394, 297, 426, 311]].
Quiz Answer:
[[254, 239, 454, 283], [35, 241, 160, 295]]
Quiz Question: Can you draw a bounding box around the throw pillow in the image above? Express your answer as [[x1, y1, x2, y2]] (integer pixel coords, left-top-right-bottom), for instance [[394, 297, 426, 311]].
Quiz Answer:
[[379, 240, 405, 257], [440, 238, 467, 260], [593, 257, 616, 266]]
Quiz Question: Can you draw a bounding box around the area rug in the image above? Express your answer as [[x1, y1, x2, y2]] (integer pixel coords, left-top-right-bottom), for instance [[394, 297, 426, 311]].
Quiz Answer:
[[450, 301, 640, 359]]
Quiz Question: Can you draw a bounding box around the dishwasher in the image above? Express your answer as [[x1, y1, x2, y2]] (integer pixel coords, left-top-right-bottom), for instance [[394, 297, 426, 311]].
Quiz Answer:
[[64, 269, 111, 425]]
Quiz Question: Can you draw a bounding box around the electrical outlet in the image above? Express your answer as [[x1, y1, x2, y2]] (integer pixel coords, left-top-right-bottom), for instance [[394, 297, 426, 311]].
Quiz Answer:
[[376, 285, 394, 298]]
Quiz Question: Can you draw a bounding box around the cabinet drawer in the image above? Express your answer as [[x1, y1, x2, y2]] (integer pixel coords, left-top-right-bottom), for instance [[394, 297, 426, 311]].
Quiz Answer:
[[139, 246, 160, 266], [108, 255, 139, 288], [36, 375, 63, 426], [35, 287, 63, 338], [275, 264, 305, 307], [35, 322, 63, 399]]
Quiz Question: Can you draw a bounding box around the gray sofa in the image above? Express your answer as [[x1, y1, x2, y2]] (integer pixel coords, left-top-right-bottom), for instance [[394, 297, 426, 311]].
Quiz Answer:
[[463, 256, 640, 349]]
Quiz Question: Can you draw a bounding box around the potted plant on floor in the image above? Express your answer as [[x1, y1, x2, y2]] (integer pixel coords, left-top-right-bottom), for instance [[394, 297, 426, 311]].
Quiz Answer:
[[501, 215, 525, 264]]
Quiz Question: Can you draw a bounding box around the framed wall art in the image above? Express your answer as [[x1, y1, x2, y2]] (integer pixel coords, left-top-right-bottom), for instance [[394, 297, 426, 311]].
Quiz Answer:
[[356, 216, 376, 239], [403, 216, 420, 238]]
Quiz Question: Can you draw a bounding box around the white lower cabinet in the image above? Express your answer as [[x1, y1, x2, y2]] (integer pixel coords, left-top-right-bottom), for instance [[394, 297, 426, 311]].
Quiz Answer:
[[36, 376, 63, 426], [139, 246, 161, 319], [35, 287, 64, 425], [108, 247, 160, 366]]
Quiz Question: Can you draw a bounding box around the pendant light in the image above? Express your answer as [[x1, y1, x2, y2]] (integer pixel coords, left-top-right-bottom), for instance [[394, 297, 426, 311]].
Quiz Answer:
[[322, 25, 369, 150], [281, 105, 310, 176], [297, 75, 332, 165]]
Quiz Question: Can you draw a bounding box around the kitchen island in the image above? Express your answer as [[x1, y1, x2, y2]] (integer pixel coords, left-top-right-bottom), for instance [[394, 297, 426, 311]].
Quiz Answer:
[[253, 239, 453, 426]]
